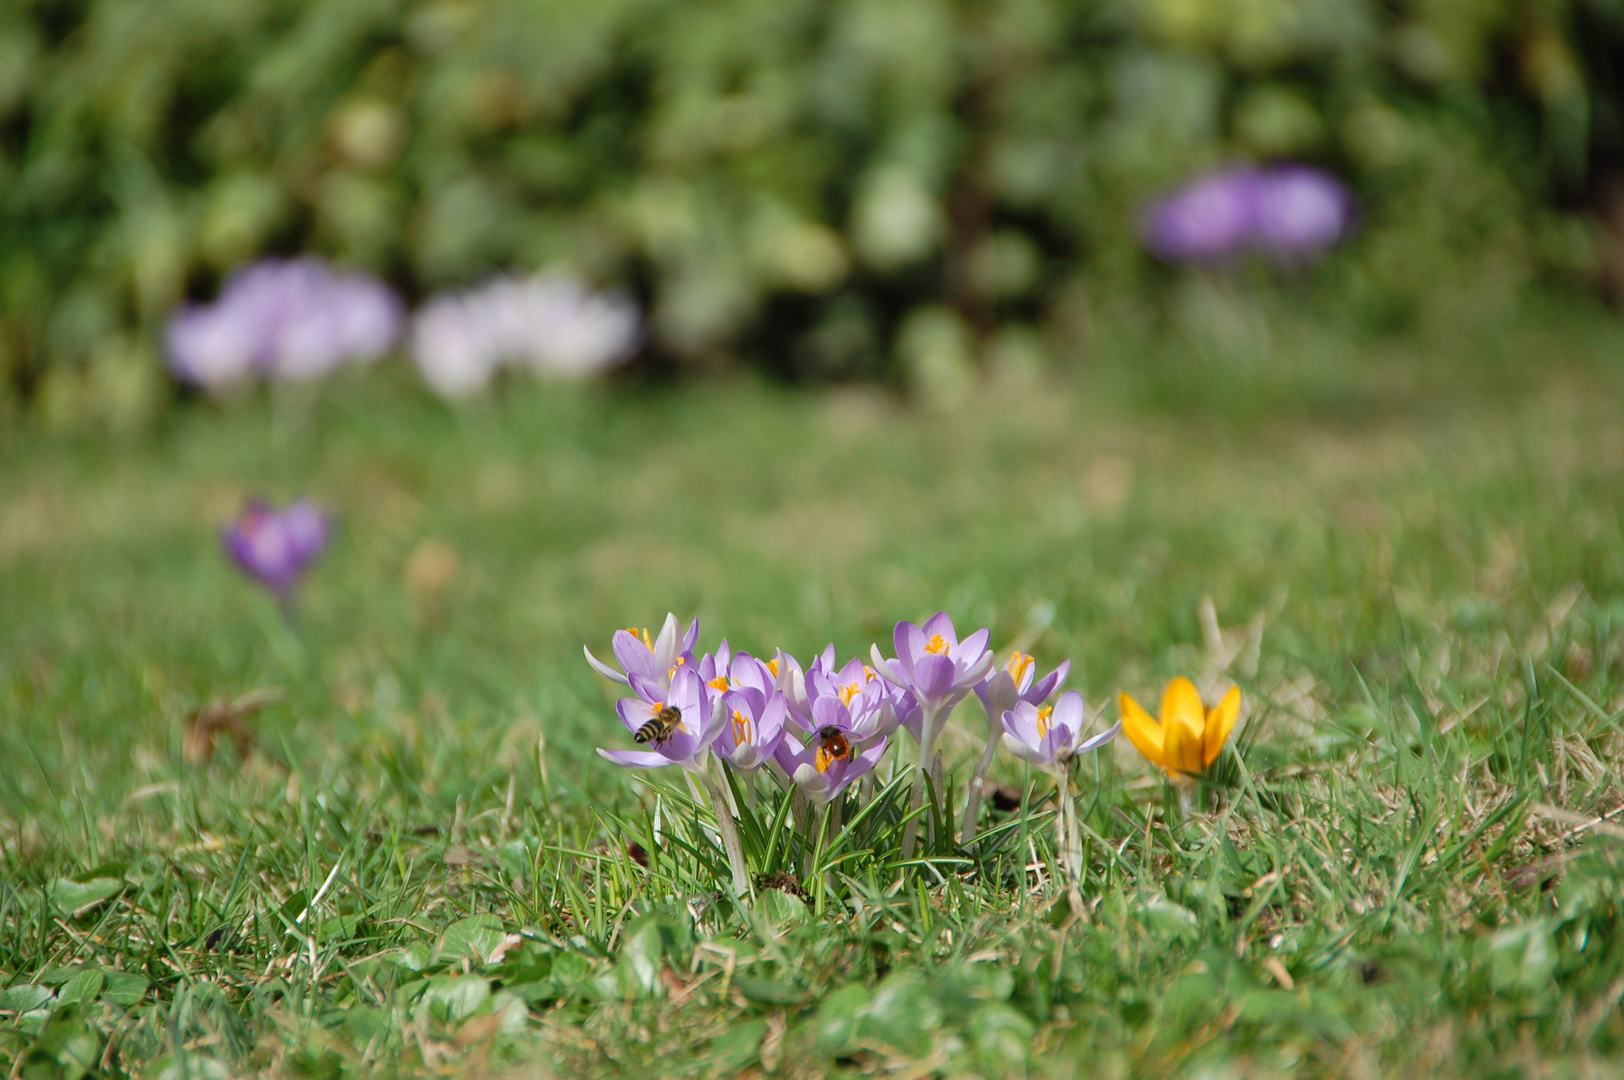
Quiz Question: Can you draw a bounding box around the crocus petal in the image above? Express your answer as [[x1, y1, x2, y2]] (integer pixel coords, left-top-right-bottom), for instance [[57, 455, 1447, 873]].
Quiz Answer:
[[1000, 732, 1054, 771], [613, 629, 659, 681], [912, 654, 957, 701], [792, 763, 831, 801], [1049, 690, 1085, 739], [584, 645, 631, 685], [952, 626, 990, 666], [920, 611, 955, 643], [652, 613, 682, 671], [1159, 676, 1206, 733], [958, 651, 996, 690], [616, 696, 658, 736], [597, 748, 674, 769], [894, 622, 926, 678], [680, 617, 699, 654], [1002, 703, 1044, 750], [1163, 707, 1204, 775], [810, 695, 850, 732], [869, 645, 910, 689], [1076, 719, 1122, 754], [1027, 660, 1069, 703], [1118, 691, 1166, 768], [1203, 685, 1242, 766]]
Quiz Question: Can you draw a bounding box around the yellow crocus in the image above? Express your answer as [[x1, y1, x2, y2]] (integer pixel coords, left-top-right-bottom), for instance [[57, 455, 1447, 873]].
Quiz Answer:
[[1118, 677, 1240, 780]]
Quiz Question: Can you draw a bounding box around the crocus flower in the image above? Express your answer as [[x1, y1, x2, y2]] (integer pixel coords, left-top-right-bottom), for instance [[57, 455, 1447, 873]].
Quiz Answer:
[[1142, 164, 1353, 265], [714, 687, 787, 771], [410, 272, 640, 398], [1001, 691, 1120, 775], [221, 499, 329, 599], [167, 259, 402, 390], [597, 667, 721, 771], [872, 612, 994, 719], [1143, 166, 1266, 263], [804, 657, 895, 742], [776, 724, 887, 808], [583, 613, 698, 694], [1118, 677, 1241, 781], [1002, 690, 1118, 885], [1253, 166, 1353, 262], [963, 652, 1069, 840], [871, 612, 993, 855]]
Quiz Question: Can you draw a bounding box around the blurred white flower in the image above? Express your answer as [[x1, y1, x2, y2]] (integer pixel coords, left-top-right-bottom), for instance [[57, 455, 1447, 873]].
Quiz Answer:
[[410, 272, 641, 398]]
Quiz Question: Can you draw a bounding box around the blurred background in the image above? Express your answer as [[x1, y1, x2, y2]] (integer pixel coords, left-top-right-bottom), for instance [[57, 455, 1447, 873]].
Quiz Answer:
[[3, 0, 1624, 429]]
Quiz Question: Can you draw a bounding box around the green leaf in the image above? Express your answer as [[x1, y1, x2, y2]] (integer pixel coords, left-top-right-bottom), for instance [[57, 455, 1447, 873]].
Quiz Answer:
[[969, 1004, 1035, 1072], [732, 974, 806, 1005], [439, 914, 507, 966], [814, 984, 871, 1056], [415, 975, 491, 1024], [1487, 920, 1557, 992], [0, 984, 54, 1013], [706, 1018, 767, 1073], [861, 971, 940, 1057], [48, 877, 123, 915], [101, 971, 149, 1007], [56, 969, 103, 1004]]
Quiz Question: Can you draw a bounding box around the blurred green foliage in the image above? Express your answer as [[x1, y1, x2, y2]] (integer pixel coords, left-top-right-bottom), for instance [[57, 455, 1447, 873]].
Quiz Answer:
[[0, 0, 1618, 422]]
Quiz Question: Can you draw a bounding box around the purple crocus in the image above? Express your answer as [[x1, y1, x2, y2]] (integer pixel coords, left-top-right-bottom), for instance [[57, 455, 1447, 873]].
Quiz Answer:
[[963, 652, 1070, 840], [775, 725, 888, 808], [1001, 691, 1120, 774], [803, 657, 895, 743], [714, 687, 787, 771], [1002, 690, 1118, 885], [583, 613, 698, 695], [1252, 166, 1353, 261], [1142, 164, 1353, 264], [871, 612, 993, 855], [872, 612, 994, 719], [1143, 166, 1266, 263], [221, 499, 329, 599], [166, 259, 402, 390], [597, 666, 721, 771]]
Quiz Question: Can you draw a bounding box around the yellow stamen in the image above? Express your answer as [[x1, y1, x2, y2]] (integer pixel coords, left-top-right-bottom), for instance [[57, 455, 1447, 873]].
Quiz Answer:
[[667, 656, 686, 679], [626, 627, 654, 649], [709, 676, 729, 693], [925, 634, 950, 655], [815, 743, 835, 773], [1036, 704, 1053, 738], [863, 665, 875, 682], [1006, 651, 1035, 684], [839, 682, 862, 707], [731, 709, 753, 747], [766, 657, 780, 677]]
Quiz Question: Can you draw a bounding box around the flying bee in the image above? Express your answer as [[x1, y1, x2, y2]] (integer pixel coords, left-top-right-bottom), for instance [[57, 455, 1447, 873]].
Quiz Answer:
[[634, 704, 684, 746], [815, 725, 852, 771]]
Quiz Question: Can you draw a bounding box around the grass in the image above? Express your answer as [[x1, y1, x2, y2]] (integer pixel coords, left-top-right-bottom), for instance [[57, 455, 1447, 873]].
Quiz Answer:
[[4, 297, 1624, 1078]]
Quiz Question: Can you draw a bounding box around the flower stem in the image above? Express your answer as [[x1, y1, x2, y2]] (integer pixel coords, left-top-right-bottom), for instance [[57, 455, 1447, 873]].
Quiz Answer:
[[698, 763, 751, 899], [901, 705, 939, 859], [961, 730, 999, 843], [803, 801, 828, 878], [1058, 767, 1083, 887]]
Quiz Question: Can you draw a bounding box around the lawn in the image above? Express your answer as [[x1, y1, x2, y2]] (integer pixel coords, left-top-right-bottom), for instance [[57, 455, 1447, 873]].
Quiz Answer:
[[4, 302, 1624, 1078]]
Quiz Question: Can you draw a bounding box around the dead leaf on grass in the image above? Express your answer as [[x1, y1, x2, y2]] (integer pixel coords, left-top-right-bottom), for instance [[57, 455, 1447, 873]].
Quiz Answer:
[[183, 689, 281, 765]]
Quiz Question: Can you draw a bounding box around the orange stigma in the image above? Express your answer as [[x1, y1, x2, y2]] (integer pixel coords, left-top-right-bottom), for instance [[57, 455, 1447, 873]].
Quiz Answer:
[[626, 627, 654, 649], [731, 709, 753, 746], [839, 682, 862, 706], [766, 657, 780, 677], [925, 634, 950, 655], [1006, 651, 1035, 684], [1035, 704, 1053, 738]]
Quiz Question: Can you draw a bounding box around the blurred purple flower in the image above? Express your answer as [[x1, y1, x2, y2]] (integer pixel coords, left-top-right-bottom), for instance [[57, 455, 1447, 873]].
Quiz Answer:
[[411, 272, 641, 398], [1253, 166, 1354, 261], [1143, 166, 1266, 263], [222, 499, 329, 597], [167, 259, 403, 390], [1142, 164, 1354, 264]]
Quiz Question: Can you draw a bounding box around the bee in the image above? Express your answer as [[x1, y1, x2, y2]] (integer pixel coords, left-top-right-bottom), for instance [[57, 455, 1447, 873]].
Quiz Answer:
[[634, 704, 684, 746], [815, 725, 852, 771]]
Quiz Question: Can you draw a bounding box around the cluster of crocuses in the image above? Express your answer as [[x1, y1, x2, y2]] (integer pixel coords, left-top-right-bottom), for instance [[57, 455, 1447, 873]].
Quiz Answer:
[[1142, 164, 1354, 265], [585, 612, 1241, 896], [166, 259, 639, 398]]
